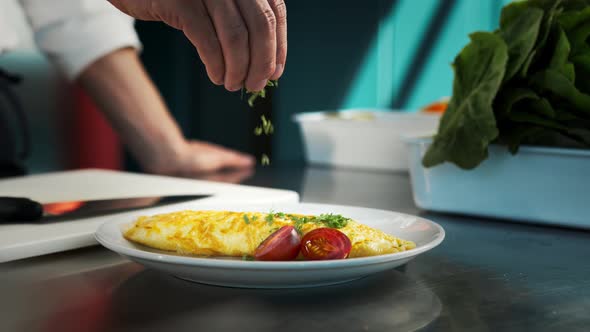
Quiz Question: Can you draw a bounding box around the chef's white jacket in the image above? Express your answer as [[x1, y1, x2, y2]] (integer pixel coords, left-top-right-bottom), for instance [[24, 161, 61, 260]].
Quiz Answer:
[[0, 0, 141, 79]]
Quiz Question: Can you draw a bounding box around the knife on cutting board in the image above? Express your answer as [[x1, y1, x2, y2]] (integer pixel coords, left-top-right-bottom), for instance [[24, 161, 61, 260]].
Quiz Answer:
[[0, 195, 212, 222]]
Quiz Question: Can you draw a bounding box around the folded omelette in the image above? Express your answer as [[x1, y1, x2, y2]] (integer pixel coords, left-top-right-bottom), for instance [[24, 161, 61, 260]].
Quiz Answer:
[[123, 210, 416, 258]]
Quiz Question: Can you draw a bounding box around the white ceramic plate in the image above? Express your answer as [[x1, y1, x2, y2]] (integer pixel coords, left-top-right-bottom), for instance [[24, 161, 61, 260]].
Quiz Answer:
[[95, 203, 445, 288]]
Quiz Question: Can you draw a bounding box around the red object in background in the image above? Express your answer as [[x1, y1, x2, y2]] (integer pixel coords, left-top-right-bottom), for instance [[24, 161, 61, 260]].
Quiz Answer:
[[68, 86, 122, 170], [43, 201, 84, 215]]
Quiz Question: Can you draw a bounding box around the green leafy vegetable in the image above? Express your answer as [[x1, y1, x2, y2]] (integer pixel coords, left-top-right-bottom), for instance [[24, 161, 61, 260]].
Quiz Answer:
[[499, 3, 544, 82], [423, 0, 590, 169], [423, 32, 508, 169]]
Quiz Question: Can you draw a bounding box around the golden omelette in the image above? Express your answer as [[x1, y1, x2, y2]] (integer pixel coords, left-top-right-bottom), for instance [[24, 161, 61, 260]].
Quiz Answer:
[[123, 210, 416, 259]]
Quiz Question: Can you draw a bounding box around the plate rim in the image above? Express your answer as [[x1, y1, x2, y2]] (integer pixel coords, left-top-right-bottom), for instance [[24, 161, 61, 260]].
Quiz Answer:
[[95, 203, 445, 269]]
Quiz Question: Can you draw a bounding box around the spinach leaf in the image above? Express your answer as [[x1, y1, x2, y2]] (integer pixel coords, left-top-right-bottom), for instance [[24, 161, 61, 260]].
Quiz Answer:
[[498, 4, 544, 82], [531, 69, 590, 114], [519, 0, 562, 77], [422, 32, 508, 169], [567, 21, 590, 56], [497, 124, 545, 153], [549, 26, 576, 81], [558, 6, 590, 31], [571, 54, 590, 94], [495, 88, 540, 119]]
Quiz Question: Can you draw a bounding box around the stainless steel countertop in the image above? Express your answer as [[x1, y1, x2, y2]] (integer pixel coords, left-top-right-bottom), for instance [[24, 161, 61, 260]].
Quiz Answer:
[[1, 166, 589, 332]]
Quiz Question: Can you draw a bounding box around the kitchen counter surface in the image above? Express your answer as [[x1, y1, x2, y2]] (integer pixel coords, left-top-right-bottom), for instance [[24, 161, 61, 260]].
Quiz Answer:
[[1, 166, 589, 332]]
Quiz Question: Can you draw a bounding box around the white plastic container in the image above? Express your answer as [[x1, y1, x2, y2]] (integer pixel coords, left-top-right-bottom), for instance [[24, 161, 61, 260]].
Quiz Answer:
[[294, 110, 440, 171], [405, 136, 590, 229]]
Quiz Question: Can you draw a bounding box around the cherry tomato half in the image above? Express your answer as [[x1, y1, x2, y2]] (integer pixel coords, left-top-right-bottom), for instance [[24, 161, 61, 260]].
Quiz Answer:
[[254, 226, 301, 261], [301, 228, 352, 260]]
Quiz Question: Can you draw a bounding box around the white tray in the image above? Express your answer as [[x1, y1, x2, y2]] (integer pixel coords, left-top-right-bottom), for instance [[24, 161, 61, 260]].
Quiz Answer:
[[405, 137, 590, 229], [294, 110, 440, 171]]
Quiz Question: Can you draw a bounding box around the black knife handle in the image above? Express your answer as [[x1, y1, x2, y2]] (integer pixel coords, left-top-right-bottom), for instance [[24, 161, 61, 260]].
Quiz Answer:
[[0, 197, 43, 222]]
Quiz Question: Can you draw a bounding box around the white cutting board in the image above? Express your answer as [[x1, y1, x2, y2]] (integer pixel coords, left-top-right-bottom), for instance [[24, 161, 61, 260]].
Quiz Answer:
[[0, 169, 299, 263]]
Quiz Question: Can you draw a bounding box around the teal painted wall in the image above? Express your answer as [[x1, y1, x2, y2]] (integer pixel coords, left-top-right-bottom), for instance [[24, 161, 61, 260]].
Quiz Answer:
[[274, 0, 515, 163]]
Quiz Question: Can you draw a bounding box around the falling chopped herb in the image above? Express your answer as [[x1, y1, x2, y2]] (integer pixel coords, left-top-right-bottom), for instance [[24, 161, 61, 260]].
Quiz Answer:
[[254, 115, 274, 136], [261, 154, 270, 166], [244, 80, 278, 167], [247, 80, 278, 107], [247, 93, 258, 108], [262, 115, 274, 135], [243, 214, 250, 224]]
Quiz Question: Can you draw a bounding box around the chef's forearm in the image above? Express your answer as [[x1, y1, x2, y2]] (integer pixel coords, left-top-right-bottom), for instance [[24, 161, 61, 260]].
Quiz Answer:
[[77, 47, 186, 173]]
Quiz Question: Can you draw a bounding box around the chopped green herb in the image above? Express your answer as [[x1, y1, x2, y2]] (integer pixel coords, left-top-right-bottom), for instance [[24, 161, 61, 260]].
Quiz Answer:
[[242, 255, 255, 261], [261, 115, 274, 135], [291, 213, 350, 234], [251, 215, 258, 222], [265, 211, 275, 225], [244, 81, 278, 167], [254, 116, 274, 136], [261, 154, 270, 166], [243, 214, 250, 224], [293, 216, 308, 234], [247, 94, 258, 108], [246, 80, 278, 107], [315, 213, 351, 229]]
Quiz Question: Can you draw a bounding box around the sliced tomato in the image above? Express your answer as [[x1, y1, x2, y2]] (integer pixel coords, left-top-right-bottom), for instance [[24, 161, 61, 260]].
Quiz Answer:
[[300, 228, 352, 260], [254, 226, 301, 261]]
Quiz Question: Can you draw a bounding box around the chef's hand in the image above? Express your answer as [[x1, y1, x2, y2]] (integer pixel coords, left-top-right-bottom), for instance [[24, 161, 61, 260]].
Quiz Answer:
[[149, 140, 255, 176], [108, 0, 287, 92], [79, 48, 255, 177]]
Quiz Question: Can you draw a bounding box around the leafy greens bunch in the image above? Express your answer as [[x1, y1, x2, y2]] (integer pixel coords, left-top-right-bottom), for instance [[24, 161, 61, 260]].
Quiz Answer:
[[423, 0, 590, 169]]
